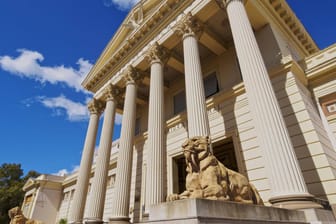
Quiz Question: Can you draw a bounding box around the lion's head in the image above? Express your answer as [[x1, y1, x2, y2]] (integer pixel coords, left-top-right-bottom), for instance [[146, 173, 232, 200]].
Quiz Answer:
[[8, 207, 23, 219], [182, 136, 211, 172]]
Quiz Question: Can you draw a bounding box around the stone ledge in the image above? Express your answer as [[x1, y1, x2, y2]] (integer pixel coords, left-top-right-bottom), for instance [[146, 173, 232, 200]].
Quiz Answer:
[[146, 198, 308, 224]]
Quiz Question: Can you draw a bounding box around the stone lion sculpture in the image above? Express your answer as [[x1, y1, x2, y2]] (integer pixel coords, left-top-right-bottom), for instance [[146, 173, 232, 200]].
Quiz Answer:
[[167, 136, 264, 205], [8, 207, 41, 224]]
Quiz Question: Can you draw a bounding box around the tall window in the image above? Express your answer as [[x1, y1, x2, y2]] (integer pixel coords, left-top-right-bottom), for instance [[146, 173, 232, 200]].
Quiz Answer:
[[135, 118, 141, 136], [173, 90, 186, 115], [203, 72, 219, 98]]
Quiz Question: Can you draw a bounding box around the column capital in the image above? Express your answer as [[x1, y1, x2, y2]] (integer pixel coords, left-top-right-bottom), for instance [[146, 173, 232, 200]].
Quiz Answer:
[[87, 98, 104, 115], [122, 65, 143, 85], [103, 84, 122, 102], [216, 0, 246, 8], [174, 12, 203, 39], [145, 42, 170, 65]]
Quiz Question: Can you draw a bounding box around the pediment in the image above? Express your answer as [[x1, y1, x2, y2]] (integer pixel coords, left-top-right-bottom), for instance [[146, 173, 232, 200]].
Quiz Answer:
[[83, 0, 161, 90], [23, 178, 36, 191]]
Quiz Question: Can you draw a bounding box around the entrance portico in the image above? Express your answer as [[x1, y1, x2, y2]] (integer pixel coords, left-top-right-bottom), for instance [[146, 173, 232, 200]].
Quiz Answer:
[[67, 0, 336, 223]]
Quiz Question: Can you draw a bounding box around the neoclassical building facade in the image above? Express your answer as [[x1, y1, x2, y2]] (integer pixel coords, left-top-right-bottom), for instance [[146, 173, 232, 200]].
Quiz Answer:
[[22, 0, 336, 223]]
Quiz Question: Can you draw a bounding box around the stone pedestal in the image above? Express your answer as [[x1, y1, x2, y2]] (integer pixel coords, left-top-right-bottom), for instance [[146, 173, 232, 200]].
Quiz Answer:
[[146, 199, 308, 224], [145, 199, 336, 224]]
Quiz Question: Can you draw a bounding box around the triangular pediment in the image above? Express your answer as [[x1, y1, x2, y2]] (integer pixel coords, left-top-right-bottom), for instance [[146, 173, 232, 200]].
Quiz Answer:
[[85, 0, 161, 89], [23, 177, 36, 191]]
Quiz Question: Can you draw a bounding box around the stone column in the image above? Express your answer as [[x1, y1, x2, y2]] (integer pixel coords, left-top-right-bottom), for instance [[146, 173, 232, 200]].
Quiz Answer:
[[86, 85, 120, 223], [224, 0, 320, 209], [110, 66, 141, 224], [175, 13, 210, 138], [145, 43, 169, 209], [69, 99, 104, 224]]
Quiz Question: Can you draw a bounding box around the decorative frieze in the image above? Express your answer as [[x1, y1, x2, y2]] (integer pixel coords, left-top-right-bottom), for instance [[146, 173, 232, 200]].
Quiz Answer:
[[168, 121, 187, 133]]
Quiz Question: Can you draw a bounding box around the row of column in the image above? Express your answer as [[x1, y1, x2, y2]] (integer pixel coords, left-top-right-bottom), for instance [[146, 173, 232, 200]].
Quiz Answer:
[[69, 0, 319, 223]]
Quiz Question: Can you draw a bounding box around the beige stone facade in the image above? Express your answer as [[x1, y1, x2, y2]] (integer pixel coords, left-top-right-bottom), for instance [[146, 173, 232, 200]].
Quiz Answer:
[[22, 0, 336, 223]]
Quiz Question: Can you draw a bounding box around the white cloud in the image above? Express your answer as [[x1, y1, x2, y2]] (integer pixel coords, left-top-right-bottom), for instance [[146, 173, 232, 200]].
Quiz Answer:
[[115, 113, 122, 125], [53, 169, 69, 177], [53, 165, 80, 177], [0, 49, 92, 92], [37, 95, 123, 124], [103, 0, 140, 10], [38, 95, 89, 121]]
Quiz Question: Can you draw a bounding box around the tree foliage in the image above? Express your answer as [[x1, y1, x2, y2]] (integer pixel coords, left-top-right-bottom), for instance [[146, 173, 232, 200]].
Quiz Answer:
[[0, 163, 40, 224]]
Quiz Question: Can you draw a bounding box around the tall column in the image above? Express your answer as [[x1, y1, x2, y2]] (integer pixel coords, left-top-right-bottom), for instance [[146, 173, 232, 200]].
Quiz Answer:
[[86, 84, 120, 223], [110, 66, 141, 224], [224, 0, 321, 209], [69, 99, 104, 224], [175, 13, 210, 138], [145, 43, 169, 209]]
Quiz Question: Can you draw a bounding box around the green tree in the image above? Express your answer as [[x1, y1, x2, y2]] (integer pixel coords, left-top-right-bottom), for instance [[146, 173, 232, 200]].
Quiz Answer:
[[0, 163, 40, 223]]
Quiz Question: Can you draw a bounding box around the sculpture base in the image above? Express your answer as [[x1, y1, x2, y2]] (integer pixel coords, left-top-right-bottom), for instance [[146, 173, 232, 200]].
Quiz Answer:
[[269, 194, 323, 210], [108, 216, 130, 224], [146, 198, 308, 224], [84, 219, 104, 224]]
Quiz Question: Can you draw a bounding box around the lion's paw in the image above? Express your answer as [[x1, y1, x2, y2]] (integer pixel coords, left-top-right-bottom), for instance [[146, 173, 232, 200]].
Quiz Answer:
[[166, 193, 180, 202]]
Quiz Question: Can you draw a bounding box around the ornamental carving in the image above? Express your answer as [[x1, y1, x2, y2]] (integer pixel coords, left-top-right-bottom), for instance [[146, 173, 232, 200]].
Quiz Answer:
[[216, 0, 246, 8], [166, 136, 264, 205], [103, 84, 122, 102], [8, 207, 41, 224], [174, 12, 203, 38], [87, 98, 104, 115], [122, 65, 143, 85], [145, 42, 170, 65]]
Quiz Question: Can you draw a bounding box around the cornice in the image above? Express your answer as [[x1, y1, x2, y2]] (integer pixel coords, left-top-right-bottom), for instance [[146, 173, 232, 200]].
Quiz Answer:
[[304, 43, 336, 79], [82, 0, 193, 93], [255, 0, 318, 56]]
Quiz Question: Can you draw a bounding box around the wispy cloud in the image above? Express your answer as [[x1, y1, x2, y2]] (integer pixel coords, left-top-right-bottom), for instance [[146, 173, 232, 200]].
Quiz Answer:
[[115, 113, 122, 125], [0, 49, 92, 92], [53, 165, 80, 177], [35, 95, 123, 124], [103, 0, 140, 11], [37, 95, 89, 122]]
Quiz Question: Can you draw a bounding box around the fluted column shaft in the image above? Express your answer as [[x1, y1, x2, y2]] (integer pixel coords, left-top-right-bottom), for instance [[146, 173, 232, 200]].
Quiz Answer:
[[86, 87, 118, 223], [69, 99, 103, 224], [226, 0, 318, 208], [110, 69, 139, 223], [145, 43, 167, 209], [178, 15, 210, 138]]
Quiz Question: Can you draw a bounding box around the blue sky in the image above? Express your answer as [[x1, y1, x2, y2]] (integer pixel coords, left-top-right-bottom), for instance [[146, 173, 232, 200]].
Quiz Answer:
[[0, 0, 335, 176]]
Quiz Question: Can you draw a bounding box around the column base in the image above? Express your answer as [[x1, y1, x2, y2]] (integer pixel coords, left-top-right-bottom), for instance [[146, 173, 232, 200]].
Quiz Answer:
[[83, 218, 104, 224], [108, 216, 130, 224], [270, 194, 323, 210]]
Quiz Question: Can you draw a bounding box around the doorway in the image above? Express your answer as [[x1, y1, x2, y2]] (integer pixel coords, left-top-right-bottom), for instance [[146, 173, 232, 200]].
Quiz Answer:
[[172, 137, 238, 194]]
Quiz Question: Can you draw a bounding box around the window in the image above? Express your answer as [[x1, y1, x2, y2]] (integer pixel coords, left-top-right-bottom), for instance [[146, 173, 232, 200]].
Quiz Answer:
[[70, 190, 75, 200], [107, 174, 116, 188], [203, 72, 219, 98], [236, 57, 243, 81], [64, 192, 70, 200], [173, 90, 186, 115], [135, 118, 141, 136]]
